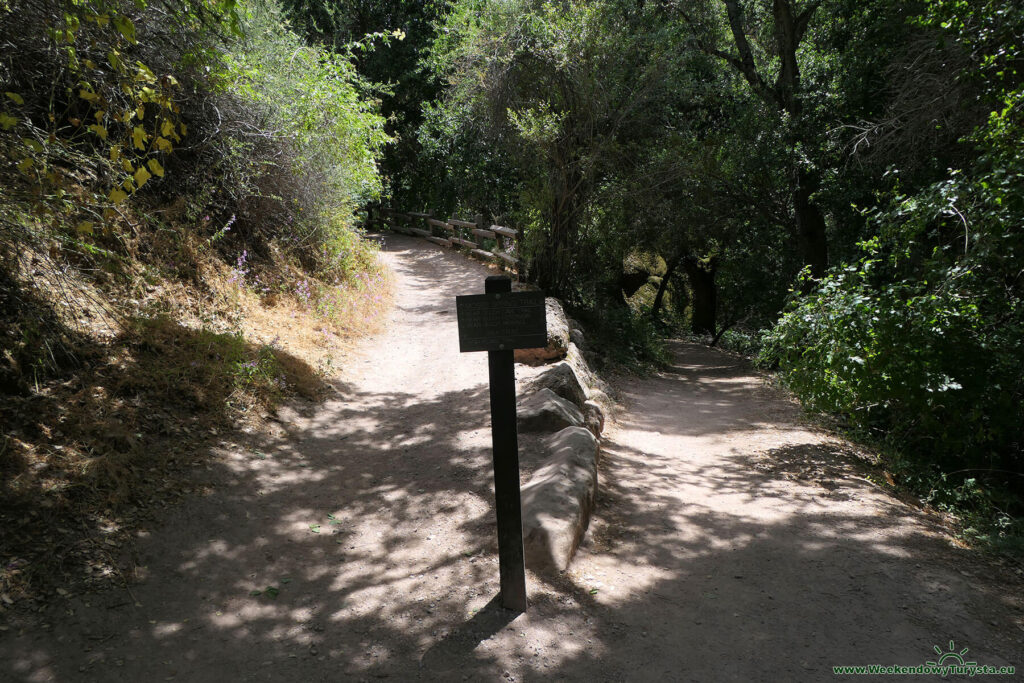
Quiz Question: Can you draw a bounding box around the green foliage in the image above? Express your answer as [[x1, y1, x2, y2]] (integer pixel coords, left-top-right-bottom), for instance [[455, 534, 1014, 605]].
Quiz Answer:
[[315, 216, 382, 284], [761, 0, 1024, 539], [221, 2, 390, 213], [154, 0, 392, 276], [2, 0, 390, 298], [0, 0, 240, 239], [715, 328, 763, 357], [422, 0, 693, 298], [586, 306, 671, 371], [277, 0, 445, 208]]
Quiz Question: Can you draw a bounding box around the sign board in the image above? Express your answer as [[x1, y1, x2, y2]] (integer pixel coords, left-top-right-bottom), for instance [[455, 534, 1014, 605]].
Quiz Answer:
[[455, 290, 547, 352], [455, 276, 540, 612]]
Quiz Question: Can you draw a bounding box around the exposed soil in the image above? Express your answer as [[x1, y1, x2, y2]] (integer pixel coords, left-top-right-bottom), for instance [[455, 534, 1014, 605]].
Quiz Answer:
[[0, 233, 388, 605], [2, 234, 1022, 681]]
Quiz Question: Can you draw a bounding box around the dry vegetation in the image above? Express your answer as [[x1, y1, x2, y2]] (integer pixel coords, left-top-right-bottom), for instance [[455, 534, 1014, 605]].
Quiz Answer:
[[0, 215, 392, 607]]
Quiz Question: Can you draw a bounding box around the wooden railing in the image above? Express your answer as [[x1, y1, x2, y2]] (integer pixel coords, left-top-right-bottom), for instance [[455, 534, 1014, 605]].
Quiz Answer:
[[371, 208, 523, 276]]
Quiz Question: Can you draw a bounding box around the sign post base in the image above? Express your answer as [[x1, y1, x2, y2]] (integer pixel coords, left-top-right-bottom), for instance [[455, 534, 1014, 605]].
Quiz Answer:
[[484, 276, 528, 612]]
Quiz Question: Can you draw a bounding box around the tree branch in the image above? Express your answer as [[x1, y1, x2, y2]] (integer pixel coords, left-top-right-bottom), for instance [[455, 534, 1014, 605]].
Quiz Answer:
[[795, 0, 824, 42], [721, 0, 781, 108]]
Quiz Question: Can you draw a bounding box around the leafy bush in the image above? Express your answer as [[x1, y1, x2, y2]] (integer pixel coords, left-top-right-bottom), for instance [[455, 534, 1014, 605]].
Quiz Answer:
[[758, 0, 1024, 544], [1, 0, 388, 283], [203, 1, 391, 267], [586, 305, 670, 371], [0, 0, 236, 248], [715, 328, 763, 357], [762, 97, 1023, 539]]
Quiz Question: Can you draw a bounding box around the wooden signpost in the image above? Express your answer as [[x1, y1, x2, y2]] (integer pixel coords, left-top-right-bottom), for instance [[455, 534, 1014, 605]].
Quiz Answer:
[[455, 276, 546, 612]]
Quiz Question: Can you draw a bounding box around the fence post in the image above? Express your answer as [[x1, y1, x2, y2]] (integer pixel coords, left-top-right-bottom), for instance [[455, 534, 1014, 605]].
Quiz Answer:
[[514, 228, 524, 282]]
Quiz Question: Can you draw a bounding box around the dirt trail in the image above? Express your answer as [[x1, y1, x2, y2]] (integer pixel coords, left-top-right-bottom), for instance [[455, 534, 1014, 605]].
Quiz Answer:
[[3, 234, 1022, 682]]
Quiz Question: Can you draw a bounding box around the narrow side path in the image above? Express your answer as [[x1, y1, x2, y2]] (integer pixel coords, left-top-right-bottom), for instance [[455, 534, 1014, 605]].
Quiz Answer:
[[566, 341, 1023, 680]]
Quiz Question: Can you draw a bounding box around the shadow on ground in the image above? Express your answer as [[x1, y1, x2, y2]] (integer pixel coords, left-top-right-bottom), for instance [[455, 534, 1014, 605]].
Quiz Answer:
[[0, 299, 322, 605], [4, 238, 1022, 682]]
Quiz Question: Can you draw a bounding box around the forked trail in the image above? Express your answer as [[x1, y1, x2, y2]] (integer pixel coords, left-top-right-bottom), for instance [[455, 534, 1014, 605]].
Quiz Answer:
[[3, 234, 1021, 681]]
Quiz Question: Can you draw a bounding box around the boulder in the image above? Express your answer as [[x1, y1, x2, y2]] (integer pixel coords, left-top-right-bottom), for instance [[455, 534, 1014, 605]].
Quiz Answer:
[[517, 388, 584, 433], [521, 427, 599, 572], [587, 387, 613, 414], [582, 399, 604, 437], [514, 298, 570, 365], [564, 343, 607, 395], [569, 325, 586, 350], [529, 361, 588, 408]]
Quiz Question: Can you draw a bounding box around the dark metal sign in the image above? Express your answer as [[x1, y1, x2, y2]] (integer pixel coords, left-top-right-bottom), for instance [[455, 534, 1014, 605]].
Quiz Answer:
[[456, 290, 547, 352], [455, 276, 542, 612]]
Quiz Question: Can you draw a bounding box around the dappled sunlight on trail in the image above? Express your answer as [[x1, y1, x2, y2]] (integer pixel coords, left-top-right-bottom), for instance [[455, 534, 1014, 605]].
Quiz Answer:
[[3, 238, 1021, 682]]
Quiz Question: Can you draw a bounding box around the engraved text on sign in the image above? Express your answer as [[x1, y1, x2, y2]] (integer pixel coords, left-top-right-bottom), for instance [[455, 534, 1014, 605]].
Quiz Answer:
[[455, 291, 547, 352]]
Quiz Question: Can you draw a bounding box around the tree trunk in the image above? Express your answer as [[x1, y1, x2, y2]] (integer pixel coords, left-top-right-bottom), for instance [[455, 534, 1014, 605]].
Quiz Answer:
[[683, 255, 718, 336], [531, 159, 582, 297], [530, 206, 571, 296], [794, 167, 828, 278], [713, 0, 830, 278], [650, 253, 683, 320]]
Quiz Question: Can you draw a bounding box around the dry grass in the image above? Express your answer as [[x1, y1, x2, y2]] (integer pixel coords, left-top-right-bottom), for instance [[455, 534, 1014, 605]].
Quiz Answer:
[[0, 217, 393, 606]]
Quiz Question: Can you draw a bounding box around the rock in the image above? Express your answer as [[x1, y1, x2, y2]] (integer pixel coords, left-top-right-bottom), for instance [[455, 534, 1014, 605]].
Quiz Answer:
[[517, 389, 583, 433], [521, 427, 599, 572], [529, 361, 588, 408], [587, 387, 613, 414], [567, 317, 586, 349], [569, 325, 585, 350], [582, 400, 604, 437], [564, 343, 608, 396], [514, 298, 570, 365]]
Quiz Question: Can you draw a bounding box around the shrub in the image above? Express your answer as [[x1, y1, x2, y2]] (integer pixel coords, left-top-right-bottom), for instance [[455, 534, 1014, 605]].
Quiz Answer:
[[196, 0, 391, 269], [0, 0, 237, 254], [761, 143, 1024, 535], [759, 0, 1024, 543]]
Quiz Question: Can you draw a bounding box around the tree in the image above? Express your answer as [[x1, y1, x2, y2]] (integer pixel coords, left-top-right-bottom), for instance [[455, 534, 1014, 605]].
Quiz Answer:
[[680, 0, 830, 277], [762, 0, 1024, 530], [277, 0, 446, 206], [424, 0, 693, 298]]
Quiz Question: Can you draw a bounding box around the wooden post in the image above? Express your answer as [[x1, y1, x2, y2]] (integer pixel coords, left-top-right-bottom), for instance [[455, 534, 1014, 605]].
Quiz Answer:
[[485, 275, 528, 612], [514, 227, 524, 282]]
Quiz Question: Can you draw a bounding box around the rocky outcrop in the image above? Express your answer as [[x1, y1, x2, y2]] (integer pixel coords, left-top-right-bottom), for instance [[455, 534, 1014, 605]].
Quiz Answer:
[[528, 361, 588, 408], [521, 427, 599, 572], [509, 298, 612, 572], [517, 388, 584, 433], [514, 298, 570, 365]]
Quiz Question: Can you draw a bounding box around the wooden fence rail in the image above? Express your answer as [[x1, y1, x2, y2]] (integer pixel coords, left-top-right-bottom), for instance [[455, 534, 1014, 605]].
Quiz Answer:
[[372, 208, 524, 277]]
